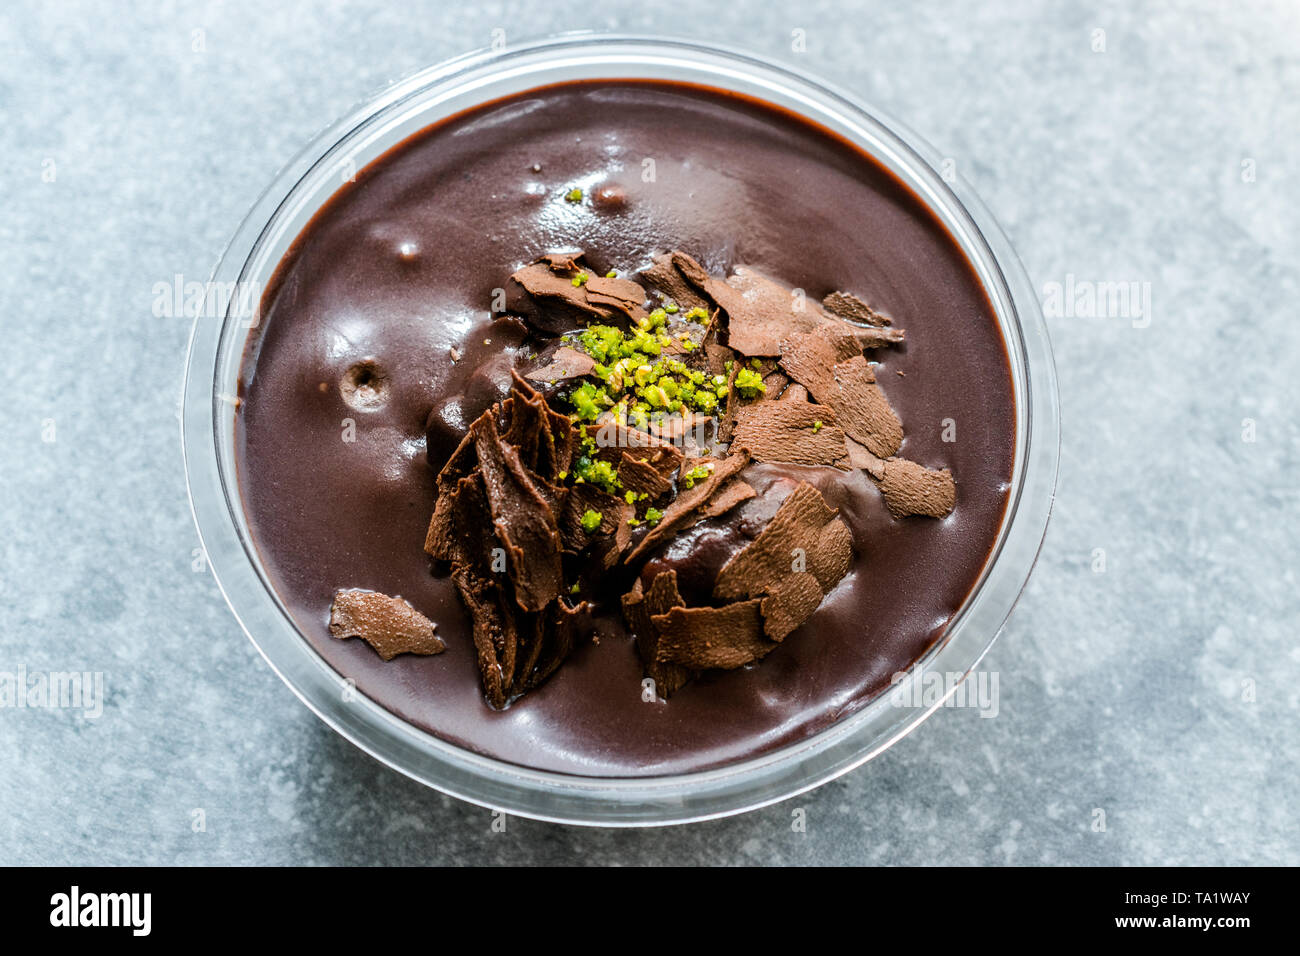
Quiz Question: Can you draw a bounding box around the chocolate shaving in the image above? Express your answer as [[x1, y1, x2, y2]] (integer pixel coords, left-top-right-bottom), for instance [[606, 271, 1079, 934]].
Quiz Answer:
[[844, 436, 886, 477], [713, 482, 854, 641], [716, 358, 741, 444], [560, 482, 633, 554], [777, 327, 863, 396], [618, 454, 674, 499], [823, 290, 891, 327], [669, 251, 748, 317], [471, 414, 564, 612], [762, 369, 789, 395], [585, 422, 685, 480], [842, 439, 954, 519], [714, 482, 851, 599], [717, 266, 819, 357], [509, 255, 647, 328], [651, 599, 771, 669], [625, 451, 751, 563], [524, 345, 596, 383], [829, 356, 904, 458], [424, 473, 495, 570], [780, 334, 903, 459], [781, 383, 809, 404], [731, 401, 850, 469], [852, 326, 907, 350], [709, 267, 906, 358], [621, 572, 694, 696], [877, 457, 957, 518], [329, 588, 445, 661], [646, 410, 709, 443], [640, 254, 711, 313], [704, 341, 733, 377], [759, 574, 828, 643], [423, 375, 590, 707], [451, 567, 511, 706], [699, 479, 756, 518]]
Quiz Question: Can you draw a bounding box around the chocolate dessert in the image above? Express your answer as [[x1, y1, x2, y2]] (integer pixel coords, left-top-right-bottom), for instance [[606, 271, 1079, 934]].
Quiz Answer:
[[235, 80, 1015, 776]]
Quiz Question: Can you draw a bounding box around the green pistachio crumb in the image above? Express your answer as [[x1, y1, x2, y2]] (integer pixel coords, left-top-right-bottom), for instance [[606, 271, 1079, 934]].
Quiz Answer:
[[812, 420, 824, 433], [681, 462, 714, 490], [645, 507, 664, 526], [565, 187, 583, 202], [571, 271, 589, 287], [733, 368, 767, 399], [579, 510, 602, 534]]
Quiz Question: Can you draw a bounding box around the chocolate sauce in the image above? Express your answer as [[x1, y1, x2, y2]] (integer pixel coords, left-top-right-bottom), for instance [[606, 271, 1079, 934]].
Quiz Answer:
[[235, 80, 1015, 776]]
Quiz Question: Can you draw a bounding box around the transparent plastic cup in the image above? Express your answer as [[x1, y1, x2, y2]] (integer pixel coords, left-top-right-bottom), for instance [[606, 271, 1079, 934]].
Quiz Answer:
[[182, 35, 1059, 826]]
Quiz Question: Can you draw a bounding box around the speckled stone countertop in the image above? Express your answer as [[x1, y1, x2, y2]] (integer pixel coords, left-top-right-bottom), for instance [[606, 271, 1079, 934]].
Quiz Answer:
[[2, 0, 1296, 865]]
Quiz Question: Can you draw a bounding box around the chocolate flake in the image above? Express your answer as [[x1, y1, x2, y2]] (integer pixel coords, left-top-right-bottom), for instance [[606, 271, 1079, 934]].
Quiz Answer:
[[640, 254, 711, 313], [718, 266, 819, 357], [472, 414, 564, 613], [622, 572, 694, 696], [844, 436, 886, 478], [560, 482, 633, 554], [652, 599, 771, 670], [731, 401, 850, 469], [699, 479, 756, 518], [829, 355, 904, 458], [509, 255, 647, 327], [877, 457, 957, 518], [624, 451, 751, 563], [713, 482, 854, 641], [423, 375, 591, 707], [618, 454, 674, 499], [823, 290, 891, 327], [329, 588, 445, 661], [524, 345, 596, 383]]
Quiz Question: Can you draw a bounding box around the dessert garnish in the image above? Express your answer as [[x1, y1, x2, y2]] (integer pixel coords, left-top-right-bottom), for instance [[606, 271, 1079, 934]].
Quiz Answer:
[[328, 589, 445, 661], [408, 248, 959, 705]]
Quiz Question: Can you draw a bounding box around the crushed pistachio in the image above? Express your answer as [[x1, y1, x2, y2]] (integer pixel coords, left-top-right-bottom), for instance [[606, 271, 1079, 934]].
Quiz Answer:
[[681, 462, 714, 490], [570, 432, 620, 493], [684, 306, 709, 322], [571, 271, 589, 287], [567, 323, 721, 417], [565, 187, 583, 203], [733, 367, 766, 399], [579, 509, 602, 534], [644, 506, 664, 526]]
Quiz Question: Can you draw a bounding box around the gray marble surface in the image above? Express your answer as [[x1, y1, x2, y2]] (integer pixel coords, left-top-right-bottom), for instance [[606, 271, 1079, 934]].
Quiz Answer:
[[2, 0, 1296, 865]]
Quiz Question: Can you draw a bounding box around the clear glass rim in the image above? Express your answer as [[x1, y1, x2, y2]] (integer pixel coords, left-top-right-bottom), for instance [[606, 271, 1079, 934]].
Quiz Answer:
[[181, 33, 1060, 827]]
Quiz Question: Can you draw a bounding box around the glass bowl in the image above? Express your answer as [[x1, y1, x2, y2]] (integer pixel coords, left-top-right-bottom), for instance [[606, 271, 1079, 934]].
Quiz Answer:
[[182, 34, 1059, 826]]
